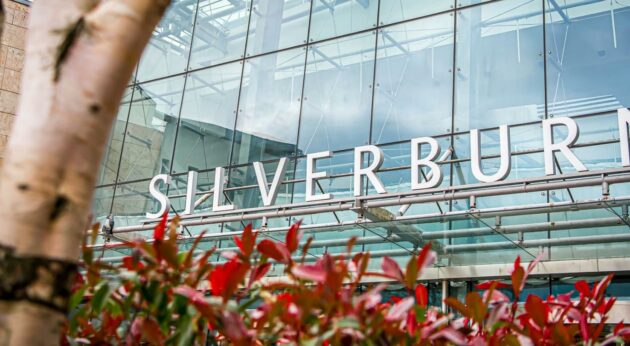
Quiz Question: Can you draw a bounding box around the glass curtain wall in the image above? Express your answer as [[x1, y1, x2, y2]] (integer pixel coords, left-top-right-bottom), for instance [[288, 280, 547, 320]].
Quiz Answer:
[[94, 0, 630, 267]]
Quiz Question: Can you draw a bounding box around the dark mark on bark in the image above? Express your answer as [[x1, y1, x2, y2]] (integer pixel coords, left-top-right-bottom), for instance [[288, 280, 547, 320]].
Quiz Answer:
[[89, 103, 101, 115], [50, 195, 69, 221], [54, 17, 86, 82]]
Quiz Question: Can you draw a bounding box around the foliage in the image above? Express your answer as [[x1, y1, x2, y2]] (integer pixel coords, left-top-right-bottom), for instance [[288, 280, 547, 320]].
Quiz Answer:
[[63, 216, 630, 345]]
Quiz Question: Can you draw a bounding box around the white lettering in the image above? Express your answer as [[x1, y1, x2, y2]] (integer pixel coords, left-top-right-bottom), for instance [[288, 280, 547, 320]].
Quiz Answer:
[[183, 171, 198, 215], [543, 117, 587, 175], [411, 137, 443, 190], [213, 167, 234, 212], [354, 145, 386, 196], [146, 174, 171, 219], [470, 125, 511, 183], [253, 158, 289, 206], [305, 151, 333, 202]]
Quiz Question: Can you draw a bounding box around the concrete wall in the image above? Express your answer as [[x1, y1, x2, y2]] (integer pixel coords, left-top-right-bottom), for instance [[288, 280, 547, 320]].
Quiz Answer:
[[0, 0, 29, 167]]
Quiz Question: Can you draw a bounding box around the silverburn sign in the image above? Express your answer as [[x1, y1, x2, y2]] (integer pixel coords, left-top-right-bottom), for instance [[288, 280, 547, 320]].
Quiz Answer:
[[146, 109, 630, 219]]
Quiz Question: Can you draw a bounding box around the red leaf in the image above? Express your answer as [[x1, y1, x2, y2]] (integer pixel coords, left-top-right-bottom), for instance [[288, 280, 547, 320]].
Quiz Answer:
[[575, 280, 591, 298], [209, 259, 249, 301], [257, 239, 291, 263], [381, 256, 404, 282], [248, 263, 272, 289], [233, 224, 256, 257], [513, 256, 521, 272], [285, 221, 302, 253], [476, 280, 509, 290], [126, 317, 144, 345], [141, 317, 165, 345], [219, 311, 251, 345], [511, 266, 525, 299], [416, 243, 435, 272], [415, 284, 428, 308], [579, 314, 590, 341], [386, 296, 414, 321], [525, 295, 548, 327], [593, 274, 614, 298], [291, 263, 327, 283], [153, 212, 168, 242], [174, 286, 215, 320], [429, 328, 467, 345]]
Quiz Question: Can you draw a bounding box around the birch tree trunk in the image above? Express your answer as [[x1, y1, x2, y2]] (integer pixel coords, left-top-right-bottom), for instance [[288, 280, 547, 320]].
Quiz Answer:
[[0, 0, 170, 344]]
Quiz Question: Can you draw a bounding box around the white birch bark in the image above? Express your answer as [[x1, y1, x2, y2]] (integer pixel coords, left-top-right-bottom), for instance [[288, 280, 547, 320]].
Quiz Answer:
[[0, 0, 170, 344]]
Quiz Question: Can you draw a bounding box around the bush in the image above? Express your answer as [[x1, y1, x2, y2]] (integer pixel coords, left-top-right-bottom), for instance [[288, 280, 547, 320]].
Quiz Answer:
[[63, 215, 630, 345]]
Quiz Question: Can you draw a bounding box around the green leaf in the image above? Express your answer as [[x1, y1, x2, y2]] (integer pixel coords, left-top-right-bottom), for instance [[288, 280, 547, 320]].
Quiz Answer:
[[465, 291, 487, 325], [92, 283, 111, 315], [405, 255, 418, 290], [68, 287, 86, 312], [335, 317, 360, 329]]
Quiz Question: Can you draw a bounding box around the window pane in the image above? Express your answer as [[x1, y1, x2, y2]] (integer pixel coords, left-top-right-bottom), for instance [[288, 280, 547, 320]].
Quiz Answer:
[[137, 0, 196, 82], [246, 0, 310, 56], [111, 180, 162, 230], [546, 0, 630, 117], [309, 0, 378, 42], [118, 77, 184, 182], [98, 87, 133, 185], [190, 0, 251, 69], [172, 62, 242, 174], [298, 32, 376, 153], [372, 13, 454, 144], [232, 48, 305, 164], [92, 186, 115, 225], [379, 0, 454, 26], [454, 0, 545, 130]]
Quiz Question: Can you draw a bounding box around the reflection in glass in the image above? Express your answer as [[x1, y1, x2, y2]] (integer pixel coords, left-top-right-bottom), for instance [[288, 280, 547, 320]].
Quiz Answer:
[[246, 0, 310, 56], [232, 48, 305, 164], [298, 32, 376, 153], [546, 0, 630, 116], [455, 0, 544, 130], [137, 0, 196, 82], [172, 62, 242, 174], [111, 180, 163, 233], [98, 87, 133, 185], [372, 14, 454, 144], [92, 186, 115, 225], [227, 161, 295, 213], [190, 0, 251, 69], [117, 77, 184, 182], [309, 0, 378, 42], [379, 0, 453, 25]]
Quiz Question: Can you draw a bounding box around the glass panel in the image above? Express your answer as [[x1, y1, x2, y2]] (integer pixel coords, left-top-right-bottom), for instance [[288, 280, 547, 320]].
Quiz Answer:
[[190, 0, 251, 69], [309, 0, 378, 42], [454, 0, 545, 130], [372, 13, 454, 144], [226, 160, 295, 212], [171, 62, 242, 174], [137, 0, 196, 82], [98, 87, 133, 185], [92, 186, 115, 226], [246, 0, 310, 56], [298, 32, 376, 153], [111, 180, 166, 240], [379, 0, 454, 25], [546, 0, 630, 117], [232, 48, 305, 164], [118, 76, 184, 182], [549, 207, 630, 261]]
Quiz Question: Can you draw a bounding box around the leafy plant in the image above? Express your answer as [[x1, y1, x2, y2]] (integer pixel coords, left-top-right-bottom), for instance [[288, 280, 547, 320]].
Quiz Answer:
[[63, 216, 630, 345]]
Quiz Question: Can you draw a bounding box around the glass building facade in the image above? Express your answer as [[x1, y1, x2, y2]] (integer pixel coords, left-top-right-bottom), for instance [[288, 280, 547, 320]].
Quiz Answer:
[[92, 0, 630, 299]]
